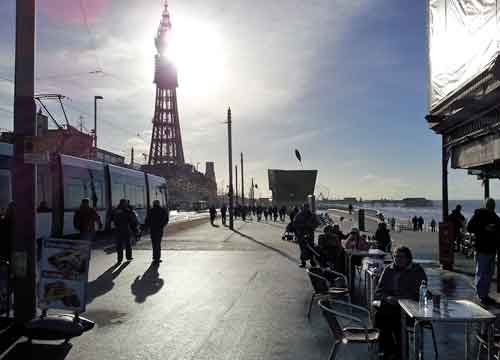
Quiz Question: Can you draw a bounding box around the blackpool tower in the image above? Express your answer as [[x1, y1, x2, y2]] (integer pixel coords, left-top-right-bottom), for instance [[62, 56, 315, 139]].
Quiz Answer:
[[148, 1, 185, 165]]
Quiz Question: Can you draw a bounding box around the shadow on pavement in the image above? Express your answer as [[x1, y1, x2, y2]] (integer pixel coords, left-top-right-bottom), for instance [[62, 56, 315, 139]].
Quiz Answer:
[[130, 263, 164, 303], [232, 229, 297, 264], [87, 262, 130, 304], [2, 341, 72, 359]]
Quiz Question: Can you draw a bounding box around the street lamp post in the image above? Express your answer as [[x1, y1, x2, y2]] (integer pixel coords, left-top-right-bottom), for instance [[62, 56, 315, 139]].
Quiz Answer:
[[94, 95, 103, 149], [13, 0, 37, 323], [226, 107, 234, 230]]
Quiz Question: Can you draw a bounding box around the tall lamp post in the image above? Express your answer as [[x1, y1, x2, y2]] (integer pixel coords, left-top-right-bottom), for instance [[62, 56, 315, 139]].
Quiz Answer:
[[94, 95, 103, 149], [13, 0, 37, 323], [226, 107, 234, 230]]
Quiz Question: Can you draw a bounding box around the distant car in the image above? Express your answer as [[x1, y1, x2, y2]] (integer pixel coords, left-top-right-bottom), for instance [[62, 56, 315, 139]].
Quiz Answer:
[[48, 249, 86, 274], [44, 281, 80, 308]]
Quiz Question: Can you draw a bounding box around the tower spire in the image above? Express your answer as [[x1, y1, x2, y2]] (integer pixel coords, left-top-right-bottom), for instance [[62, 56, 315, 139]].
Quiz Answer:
[[155, 1, 172, 56], [149, 1, 185, 165]]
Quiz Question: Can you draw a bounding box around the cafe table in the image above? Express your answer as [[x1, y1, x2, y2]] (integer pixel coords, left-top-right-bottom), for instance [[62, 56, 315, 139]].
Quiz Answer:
[[398, 299, 495, 360]]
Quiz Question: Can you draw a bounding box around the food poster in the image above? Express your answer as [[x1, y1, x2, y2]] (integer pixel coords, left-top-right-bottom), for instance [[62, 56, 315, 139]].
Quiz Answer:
[[38, 238, 91, 312]]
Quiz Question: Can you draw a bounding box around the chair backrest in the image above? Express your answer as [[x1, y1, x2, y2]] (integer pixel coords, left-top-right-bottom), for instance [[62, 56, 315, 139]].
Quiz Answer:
[[306, 268, 330, 293], [318, 299, 345, 341]]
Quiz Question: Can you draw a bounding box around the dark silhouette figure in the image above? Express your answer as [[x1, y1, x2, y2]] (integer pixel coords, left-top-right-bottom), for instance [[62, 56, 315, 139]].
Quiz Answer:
[[374, 222, 391, 252], [111, 199, 139, 263], [144, 200, 169, 263], [256, 206, 263, 221], [131, 263, 164, 303], [272, 206, 278, 222], [289, 206, 299, 223], [74, 198, 102, 241], [263, 208, 269, 221], [449, 204, 465, 251], [417, 216, 424, 231], [209, 205, 217, 225], [293, 203, 319, 268], [220, 204, 227, 226], [412, 216, 418, 231], [430, 218, 437, 232]]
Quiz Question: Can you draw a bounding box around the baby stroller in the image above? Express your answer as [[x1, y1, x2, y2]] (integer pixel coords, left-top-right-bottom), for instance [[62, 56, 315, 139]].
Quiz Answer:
[[282, 222, 295, 241]]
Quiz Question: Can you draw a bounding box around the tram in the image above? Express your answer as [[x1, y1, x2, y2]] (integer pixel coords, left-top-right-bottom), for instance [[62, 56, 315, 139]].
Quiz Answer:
[[0, 142, 168, 238]]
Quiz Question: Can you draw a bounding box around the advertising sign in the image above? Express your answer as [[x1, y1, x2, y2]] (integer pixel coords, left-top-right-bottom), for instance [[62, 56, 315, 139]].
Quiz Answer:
[[38, 238, 91, 312]]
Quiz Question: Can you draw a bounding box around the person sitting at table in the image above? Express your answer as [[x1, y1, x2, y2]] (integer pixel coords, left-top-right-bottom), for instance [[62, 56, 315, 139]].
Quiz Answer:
[[318, 225, 345, 271], [374, 246, 427, 360], [343, 228, 369, 251], [332, 224, 347, 241], [374, 222, 391, 252]]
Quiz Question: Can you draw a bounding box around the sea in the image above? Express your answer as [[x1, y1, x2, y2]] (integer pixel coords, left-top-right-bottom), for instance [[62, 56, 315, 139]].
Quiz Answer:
[[360, 200, 484, 223]]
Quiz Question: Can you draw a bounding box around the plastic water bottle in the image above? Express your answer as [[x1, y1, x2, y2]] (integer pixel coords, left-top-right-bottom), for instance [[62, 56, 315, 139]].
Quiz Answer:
[[419, 280, 428, 307]]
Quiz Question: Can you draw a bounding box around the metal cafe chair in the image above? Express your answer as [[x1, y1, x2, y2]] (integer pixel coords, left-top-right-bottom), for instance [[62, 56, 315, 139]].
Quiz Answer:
[[476, 329, 500, 360], [318, 299, 380, 360], [306, 268, 350, 318]]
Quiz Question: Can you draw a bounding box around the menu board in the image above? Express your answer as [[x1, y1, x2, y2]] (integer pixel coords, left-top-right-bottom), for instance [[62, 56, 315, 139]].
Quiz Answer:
[[38, 239, 91, 312]]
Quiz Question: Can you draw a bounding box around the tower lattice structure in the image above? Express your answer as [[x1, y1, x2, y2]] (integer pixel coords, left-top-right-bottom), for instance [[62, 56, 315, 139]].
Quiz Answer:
[[148, 1, 185, 165]]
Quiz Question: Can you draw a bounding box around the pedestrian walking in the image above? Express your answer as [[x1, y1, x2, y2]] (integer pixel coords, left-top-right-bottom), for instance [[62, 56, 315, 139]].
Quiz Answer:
[[272, 206, 278, 222], [417, 216, 424, 231], [264, 208, 269, 221], [144, 200, 169, 263], [73, 198, 102, 241], [430, 218, 437, 232], [390, 217, 396, 231], [221, 204, 227, 226], [209, 205, 217, 225], [289, 206, 299, 223], [293, 203, 319, 268], [111, 199, 139, 263], [412, 216, 418, 231], [467, 198, 500, 305], [374, 222, 391, 252], [449, 204, 465, 251]]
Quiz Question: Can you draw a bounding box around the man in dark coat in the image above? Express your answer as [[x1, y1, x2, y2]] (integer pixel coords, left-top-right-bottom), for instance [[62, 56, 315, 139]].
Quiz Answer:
[[293, 203, 319, 268], [144, 200, 169, 263], [467, 198, 500, 305], [220, 204, 227, 226], [374, 222, 391, 252], [450, 204, 465, 251], [111, 199, 138, 263], [0, 202, 14, 261], [209, 205, 217, 225], [374, 246, 427, 360]]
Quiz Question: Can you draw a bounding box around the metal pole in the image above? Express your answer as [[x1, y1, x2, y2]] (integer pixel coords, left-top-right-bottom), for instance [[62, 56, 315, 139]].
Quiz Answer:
[[94, 95, 103, 148], [227, 108, 234, 230], [442, 136, 449, 222], [484, 178, 490, 199], [241, 152, 244, 206], [235, 165, 238, 205], [13, 0, 37, 323], [251, 177, 254, 206]]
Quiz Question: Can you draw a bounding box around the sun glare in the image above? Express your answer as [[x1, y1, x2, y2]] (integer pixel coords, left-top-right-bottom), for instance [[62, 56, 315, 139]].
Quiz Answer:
[[167, 18, 226, 92]]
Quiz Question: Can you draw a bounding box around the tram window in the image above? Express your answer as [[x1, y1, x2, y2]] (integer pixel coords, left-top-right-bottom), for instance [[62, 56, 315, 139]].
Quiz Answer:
[[112, 181, 126, 207], [64, 176, 104, 210], [65, 177, 86, 210]]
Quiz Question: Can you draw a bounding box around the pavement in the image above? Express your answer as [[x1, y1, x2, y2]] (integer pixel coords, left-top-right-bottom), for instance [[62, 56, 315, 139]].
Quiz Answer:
[[1, 214, 498, 359]]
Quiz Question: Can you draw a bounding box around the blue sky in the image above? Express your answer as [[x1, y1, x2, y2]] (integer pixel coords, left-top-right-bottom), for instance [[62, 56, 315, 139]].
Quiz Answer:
[[0, 0, 493, 199]]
